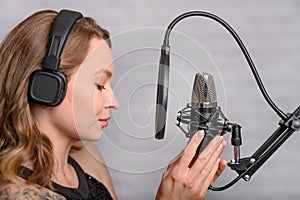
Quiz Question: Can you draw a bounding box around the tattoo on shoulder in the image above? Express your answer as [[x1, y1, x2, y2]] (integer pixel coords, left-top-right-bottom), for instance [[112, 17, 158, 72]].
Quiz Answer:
[[0, 185, 65, 200]]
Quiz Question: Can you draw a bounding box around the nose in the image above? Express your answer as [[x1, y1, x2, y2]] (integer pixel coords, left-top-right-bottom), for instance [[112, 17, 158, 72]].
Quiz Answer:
[[109, 94, 119, 110], [105, 89, 119, 110]]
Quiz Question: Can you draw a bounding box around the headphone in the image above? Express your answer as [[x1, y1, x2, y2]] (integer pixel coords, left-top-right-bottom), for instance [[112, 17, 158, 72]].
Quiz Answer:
[[28, 9, 83, 106]]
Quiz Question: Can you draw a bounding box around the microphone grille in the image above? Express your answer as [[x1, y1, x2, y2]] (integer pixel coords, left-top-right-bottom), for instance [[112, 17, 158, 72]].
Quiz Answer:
[[191, 72, 217, 106]]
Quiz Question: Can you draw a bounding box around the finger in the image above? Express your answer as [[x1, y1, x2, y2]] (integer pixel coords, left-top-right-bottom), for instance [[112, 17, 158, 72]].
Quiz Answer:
[[190, 136, 224, 174], [212, 159, 227, 183], [198, 140, 226, 193], [199, 140, 226, 186], [179, 131, 205, 167], [217, 159, 228, 177], [163, 131, 205, 179], [198, 134, 224, 158], [200, 158, 220, 195], [184, 138, 225, 192]]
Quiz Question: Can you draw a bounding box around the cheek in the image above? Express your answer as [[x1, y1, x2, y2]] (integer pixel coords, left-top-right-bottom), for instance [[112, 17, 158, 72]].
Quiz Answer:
[[94, 91, 105, 113], [72, 82, 103, 139], [66, 81, 74, 104], [74, 85, 95, 119]]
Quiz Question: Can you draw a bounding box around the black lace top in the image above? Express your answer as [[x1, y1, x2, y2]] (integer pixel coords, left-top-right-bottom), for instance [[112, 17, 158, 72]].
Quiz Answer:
[[19, 156, 113, 200]]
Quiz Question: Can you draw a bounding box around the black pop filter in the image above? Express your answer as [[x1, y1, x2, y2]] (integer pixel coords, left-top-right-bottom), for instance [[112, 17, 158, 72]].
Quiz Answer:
[[155, 45, 170, 139]]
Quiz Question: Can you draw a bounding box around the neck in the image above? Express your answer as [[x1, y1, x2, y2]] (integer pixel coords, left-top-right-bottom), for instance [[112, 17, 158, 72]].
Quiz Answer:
[[31, 105, 78, 174], [52, 137, 73, 174], [50, 134, 79, 186], [30, 105, 81, 187]]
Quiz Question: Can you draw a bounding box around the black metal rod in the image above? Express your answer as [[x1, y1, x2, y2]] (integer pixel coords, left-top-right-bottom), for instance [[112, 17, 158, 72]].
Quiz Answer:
[[251, 125, 287, 159], [248, 106, 300, 176], [210, 126, 295, 191], [246, 128, 295, 177]]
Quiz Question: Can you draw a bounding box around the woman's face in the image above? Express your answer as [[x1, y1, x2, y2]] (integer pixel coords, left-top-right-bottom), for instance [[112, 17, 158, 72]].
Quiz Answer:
[[54, 38, 119, 141]]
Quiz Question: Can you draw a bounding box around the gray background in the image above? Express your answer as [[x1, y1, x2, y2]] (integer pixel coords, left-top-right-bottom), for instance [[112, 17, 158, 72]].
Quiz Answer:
[[1, 0, 299, 199]]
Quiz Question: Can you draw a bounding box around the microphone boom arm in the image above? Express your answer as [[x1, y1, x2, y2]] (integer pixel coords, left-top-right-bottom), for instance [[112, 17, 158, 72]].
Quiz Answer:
[[211, 105, 300, 191], [156, 10, 300, 191]]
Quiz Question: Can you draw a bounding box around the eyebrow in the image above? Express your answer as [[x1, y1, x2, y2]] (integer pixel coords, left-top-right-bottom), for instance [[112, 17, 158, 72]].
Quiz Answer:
[[104, 69, 112, 78], [97, 69, 112, 78]]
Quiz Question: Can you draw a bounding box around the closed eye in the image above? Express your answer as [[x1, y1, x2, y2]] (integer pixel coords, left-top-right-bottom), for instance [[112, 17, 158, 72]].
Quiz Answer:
[[96, 84, 106, 91]]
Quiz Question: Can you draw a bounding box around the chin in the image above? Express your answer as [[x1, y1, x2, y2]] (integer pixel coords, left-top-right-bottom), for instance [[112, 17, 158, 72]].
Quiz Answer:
[[81, 131, 103, 141], [76, 122, 104, 141]]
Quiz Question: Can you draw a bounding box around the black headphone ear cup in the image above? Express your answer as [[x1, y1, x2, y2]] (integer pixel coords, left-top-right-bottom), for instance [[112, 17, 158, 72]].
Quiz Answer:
[[28, 70, 67, 106]]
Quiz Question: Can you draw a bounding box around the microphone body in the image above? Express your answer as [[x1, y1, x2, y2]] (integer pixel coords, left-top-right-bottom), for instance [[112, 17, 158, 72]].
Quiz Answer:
[[191, 72, 219, 153], [191, 106, 219, 154], [179, 72, 222, 154]]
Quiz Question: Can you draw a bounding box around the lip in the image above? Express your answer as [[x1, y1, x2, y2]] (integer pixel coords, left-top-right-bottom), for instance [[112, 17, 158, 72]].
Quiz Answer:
[[98, 117, 110, 127]]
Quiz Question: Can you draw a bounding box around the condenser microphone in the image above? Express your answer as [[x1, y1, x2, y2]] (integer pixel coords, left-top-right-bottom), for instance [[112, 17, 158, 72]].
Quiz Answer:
[[176, 72, 227, 154], [190, 72, 220, 153]]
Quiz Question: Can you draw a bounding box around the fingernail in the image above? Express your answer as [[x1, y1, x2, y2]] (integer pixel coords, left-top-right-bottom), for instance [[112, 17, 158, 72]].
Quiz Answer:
[[217, 144, 223, 152], [217, 136, 224, 143], [197, 131, 204, 138], [215, 158, 221, 165]]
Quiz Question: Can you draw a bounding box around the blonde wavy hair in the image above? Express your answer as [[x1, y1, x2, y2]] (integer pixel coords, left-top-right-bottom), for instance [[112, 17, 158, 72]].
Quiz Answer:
[[0, 10, 111, 188]]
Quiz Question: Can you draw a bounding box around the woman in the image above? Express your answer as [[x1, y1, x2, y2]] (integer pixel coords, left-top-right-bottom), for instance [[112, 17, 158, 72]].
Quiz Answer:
[[0, 10, 227, 199]]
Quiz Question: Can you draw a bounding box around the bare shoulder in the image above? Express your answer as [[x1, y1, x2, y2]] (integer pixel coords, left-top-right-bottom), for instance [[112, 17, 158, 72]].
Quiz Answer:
[[70, 141, 117, 199], [0, 183, 66, 200]]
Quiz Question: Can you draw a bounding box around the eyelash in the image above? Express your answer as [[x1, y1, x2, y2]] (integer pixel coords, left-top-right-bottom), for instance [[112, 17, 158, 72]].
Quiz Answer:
[[96, 84, 106, 91]]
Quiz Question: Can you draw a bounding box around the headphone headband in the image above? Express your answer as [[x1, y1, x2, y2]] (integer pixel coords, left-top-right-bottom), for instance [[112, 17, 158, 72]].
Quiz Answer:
[[42, 9, 83, 71]]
